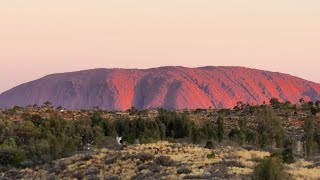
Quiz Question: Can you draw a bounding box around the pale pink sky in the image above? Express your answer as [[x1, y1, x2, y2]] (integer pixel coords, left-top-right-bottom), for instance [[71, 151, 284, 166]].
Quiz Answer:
[[0, 0, 320, 93]]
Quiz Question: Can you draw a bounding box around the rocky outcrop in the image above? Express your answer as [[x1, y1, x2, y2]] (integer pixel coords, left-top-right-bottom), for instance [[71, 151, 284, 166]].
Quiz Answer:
[[0, 66, 319, 110]]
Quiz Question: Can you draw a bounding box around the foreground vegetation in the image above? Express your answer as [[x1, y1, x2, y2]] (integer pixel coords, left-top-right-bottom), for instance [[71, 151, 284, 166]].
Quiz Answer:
[[1, 141, 319, 179], [0, 99, 319, 179]]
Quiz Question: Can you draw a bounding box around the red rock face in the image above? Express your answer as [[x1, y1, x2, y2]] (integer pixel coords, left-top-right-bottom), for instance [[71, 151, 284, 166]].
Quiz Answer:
[[0, 66, 319, 110]]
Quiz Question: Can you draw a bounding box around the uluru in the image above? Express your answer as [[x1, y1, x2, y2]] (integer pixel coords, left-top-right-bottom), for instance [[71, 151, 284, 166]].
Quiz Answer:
[[0, 66, 319, 110]]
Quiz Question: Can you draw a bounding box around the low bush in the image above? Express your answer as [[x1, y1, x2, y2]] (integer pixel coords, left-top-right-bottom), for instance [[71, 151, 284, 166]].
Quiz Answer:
[[137, 153, 154, 163], [209, 162, 231, 179], [137, 164, 148, 171], [82, 153, 93, 161], [207, 151, 215, 159], [72, 170, 83, 179], [155, 156, 175, 166], [120, 154, 135, 161], [253, 156, 287, 180], [0, 147, 25, 167], [3, 169, 22, 179], [223, 160, 245, 168], [87, 175, 99, 180], [20, 160, 34, 168], [131, 172, 156, 180], [50, 161, 66, 174], [47, 173, 56, 180], [183, 175, 207, 179], [104, 176, 121, 180], [282, 148, 294, 164], [205, 140, 214, 149], [84, 166, 99, 175], [177, 167, 192, 174], [105, 156, 118, 165], [146, 162, 161, 173]]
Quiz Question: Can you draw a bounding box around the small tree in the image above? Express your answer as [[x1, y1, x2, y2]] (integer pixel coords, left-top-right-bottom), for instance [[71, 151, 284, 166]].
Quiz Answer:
[[16, 120, 41, 145], [283, 101, 292, 109], [0, 138, 25, 166], [216, 117, 224, 143], [270, 98, 280, 109], [253, 156, 287, 180], [304, 116, 315, 157], [43, 101, 53, 108], [91, 111, 104, 127], [238, 118, 247, 145], [92, 126, 106, 147], [257, 108, 285, 148]]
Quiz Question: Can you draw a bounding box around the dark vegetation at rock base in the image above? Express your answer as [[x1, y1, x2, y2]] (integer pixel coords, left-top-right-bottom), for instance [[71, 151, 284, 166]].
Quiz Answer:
[[0, 98, 319, 179]]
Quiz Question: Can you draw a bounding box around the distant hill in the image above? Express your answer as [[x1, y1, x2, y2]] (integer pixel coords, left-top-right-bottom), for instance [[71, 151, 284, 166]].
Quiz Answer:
[[0, 66, 319, 110]]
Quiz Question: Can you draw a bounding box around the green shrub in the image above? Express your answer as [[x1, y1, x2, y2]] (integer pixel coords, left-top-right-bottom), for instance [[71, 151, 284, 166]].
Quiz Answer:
[[253, 156, 287, 180], [0, 146, 25, 167], [205, 140, 214, 149], [304, 116, 315, 157], [207, 151, 215, 159], [282, 148, 294, 164], [216, 117, 224, 143], [2, 138, 17, 148], [257, 108, 285, 148], [121, 134, 135, 145]]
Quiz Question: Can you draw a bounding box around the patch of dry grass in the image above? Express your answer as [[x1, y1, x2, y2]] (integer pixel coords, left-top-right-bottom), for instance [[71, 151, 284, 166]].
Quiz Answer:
[[286, 159, 320, 179], [13, 142, 320, 180]]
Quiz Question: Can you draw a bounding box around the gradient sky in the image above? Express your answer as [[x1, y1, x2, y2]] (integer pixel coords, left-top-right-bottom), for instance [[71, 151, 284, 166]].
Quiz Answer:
[[0, 0, 319, 93]]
